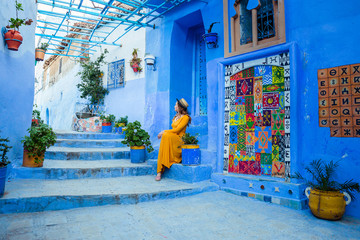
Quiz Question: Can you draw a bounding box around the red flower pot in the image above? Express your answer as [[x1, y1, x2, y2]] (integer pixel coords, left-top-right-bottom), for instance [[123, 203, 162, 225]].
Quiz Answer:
[[131, 63, 139, 72], [4, 30, 23, 51], [102, 122, 111, 126]]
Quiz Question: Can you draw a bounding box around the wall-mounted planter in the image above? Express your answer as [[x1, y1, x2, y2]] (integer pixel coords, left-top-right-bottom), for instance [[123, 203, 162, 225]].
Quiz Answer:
[[23, 150, 44, 168], [0, 166, 7, 197], [4, 30, 23, 51], [102, 122, 112, 133], [130, 146, 146, 163], [203, 32, 218, 49], [35, 49, 46, 61], [181, 145, 201, 165]]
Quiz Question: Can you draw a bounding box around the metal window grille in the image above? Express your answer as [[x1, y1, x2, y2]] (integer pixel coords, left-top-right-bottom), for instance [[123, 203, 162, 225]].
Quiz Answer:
[[107, 59, 125, 89], [257, 0, 275, 41], [240, 0, 253, 45]]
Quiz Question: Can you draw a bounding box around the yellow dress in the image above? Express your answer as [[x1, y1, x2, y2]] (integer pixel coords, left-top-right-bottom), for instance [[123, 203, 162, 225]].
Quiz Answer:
[[157, 115, 190, 173]]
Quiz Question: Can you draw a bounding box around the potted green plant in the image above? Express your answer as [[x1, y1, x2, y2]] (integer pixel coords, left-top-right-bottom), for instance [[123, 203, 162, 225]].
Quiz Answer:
[[32, 105, 44, 127], [77, 49, 109, 107], [130, 48, 142, 73], [0, 135, 12, 197], [35, 43, 49, 61], [294, 159, 360, 220], [121, 121, 154, 163], [202, 22, 219, 49], [181, 133, 201, 165], [21, 123, 57, 168], [99, 114, 116, 133], [114, 116, 128, 134], [4, 0, 33, 51]]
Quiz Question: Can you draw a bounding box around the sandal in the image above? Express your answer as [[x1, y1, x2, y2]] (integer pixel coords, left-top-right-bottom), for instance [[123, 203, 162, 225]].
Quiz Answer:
[[155, 173, 161, 181]]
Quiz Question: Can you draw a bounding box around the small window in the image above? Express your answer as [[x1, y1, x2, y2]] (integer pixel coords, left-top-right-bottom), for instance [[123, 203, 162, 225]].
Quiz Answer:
[[107, 59, 125, 89], [224, 0, 286, 58]]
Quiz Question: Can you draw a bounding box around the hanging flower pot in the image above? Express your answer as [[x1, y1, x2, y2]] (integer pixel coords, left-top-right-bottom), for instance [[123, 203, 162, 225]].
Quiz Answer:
[[4, 30, 23, 51], [35, 49, 46, 61], [202, 32, 218, 49], [132, 63, 139, 72]]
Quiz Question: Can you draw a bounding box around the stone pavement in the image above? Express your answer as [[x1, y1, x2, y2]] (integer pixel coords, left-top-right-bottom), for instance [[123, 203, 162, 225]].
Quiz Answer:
[[1, 191, 360, 240]]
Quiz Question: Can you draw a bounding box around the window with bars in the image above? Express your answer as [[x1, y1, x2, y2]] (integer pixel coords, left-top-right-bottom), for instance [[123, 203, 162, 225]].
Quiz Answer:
[[224, 0, 286, 58], [107, 59, 125, 89]]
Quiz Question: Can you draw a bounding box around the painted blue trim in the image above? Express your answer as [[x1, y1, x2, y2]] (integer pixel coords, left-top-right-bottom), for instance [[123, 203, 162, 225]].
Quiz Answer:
[[217, 61, 225, 173], [46, 40, 97, 51], [4, 39, 22, 43], [44, 53, 89, 58], [36, 33, 121, 46]]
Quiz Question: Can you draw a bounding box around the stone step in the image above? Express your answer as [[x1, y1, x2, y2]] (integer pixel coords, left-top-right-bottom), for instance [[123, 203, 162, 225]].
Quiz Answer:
[[0, 176, 219, 214], [45, 147, 130, 160], [54, 139, 126, 148], [54, 131, 123, 140], [12, 160, 153, 180]]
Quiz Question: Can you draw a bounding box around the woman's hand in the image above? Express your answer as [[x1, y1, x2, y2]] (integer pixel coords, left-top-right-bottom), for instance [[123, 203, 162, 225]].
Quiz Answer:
[[157, 131, 164, 139]]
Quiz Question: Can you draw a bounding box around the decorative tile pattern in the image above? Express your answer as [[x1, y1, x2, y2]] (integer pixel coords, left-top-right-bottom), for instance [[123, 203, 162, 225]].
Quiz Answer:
[[318, 63, 360, 137], [224, 53, 290, 178]]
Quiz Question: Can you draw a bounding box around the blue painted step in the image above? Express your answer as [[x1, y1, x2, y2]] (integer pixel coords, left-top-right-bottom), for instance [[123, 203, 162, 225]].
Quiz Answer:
[[0, 176, 219, 214], [45, 147, 130, 160], [54, 131, 123, 140], [147, 160, 212, 183], [54, 139, 126, 148], [12, 160, 152, 180]]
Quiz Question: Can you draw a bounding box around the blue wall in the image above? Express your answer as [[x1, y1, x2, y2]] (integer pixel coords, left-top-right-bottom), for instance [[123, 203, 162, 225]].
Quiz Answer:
[[145, 0, 360, 218], [0, 2, 36, 171]]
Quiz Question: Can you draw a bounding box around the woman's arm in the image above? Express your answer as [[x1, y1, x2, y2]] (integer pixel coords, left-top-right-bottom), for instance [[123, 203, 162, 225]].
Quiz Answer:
[[164, 115, 189, 134]]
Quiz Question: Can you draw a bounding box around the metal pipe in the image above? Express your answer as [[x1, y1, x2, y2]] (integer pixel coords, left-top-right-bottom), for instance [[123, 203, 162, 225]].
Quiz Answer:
[[36, 33, 122, 46]]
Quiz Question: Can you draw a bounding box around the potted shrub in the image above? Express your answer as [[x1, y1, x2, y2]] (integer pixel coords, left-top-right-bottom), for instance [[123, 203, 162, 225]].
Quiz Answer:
[[181, 133, 201, 165], [35, 43, 49, 61], [100, 114, 115, 133], [294, 159, 360, 220], [114, 116, 128, 134], [0, 135, 12, 197], [121, 121, 154, 163], [130, 48, 142, 73], [21, 123, 57, 168], [4, 0, 33, 51], [202, 22, 220, 49]]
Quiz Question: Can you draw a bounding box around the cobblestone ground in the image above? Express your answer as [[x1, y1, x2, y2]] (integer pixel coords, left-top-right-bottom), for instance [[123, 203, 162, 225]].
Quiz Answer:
[[1, 191, 360, 240]]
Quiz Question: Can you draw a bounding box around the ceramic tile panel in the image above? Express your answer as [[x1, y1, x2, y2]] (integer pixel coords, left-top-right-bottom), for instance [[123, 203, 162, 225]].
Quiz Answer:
[[318, 63, 360, 137], [224, 53, 290, 178]]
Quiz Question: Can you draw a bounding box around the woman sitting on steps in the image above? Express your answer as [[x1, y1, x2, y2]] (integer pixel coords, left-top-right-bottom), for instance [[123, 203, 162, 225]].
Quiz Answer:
[[156, 98, 191, 181]]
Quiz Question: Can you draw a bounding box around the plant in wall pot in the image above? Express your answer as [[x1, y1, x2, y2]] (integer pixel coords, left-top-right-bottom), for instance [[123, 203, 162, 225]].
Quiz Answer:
[[99, 114, 116, 133], [77, 49, 109, 108], [0, 134, 12, 197], [4, 0, 33, 51], [121, 121, 154, 163], [35, 43, 49, 61], [181, 133, 201, 165], [294, 159, 360, 220], [21, 123, 57, 168], [202, 22, 219, 49], [130, 48, 142, 73]]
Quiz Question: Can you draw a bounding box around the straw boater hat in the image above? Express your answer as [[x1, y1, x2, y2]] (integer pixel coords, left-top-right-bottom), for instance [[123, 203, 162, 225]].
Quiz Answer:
[[176, 98, 189, 109]]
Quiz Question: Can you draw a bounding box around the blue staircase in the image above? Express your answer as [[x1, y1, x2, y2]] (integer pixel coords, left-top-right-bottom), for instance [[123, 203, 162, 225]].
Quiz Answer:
[[1, 131, 217, 214]]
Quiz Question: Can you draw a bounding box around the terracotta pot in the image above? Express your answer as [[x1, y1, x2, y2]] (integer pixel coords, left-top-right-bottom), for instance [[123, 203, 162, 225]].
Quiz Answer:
[[4, 30, 23, 51], [306, 187, 351, 220], [35, 48, 46, 61], [23, 150, 44, 168], [102, 122, 112, 126]]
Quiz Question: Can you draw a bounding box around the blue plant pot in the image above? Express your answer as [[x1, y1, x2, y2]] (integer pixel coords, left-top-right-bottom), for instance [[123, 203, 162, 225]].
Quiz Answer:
[[202, 32, 218, 48], [102, 124, 112, 133], [182, 145, 201, 165], [0, 166, 7, 198], [130, 146, 146, 163]]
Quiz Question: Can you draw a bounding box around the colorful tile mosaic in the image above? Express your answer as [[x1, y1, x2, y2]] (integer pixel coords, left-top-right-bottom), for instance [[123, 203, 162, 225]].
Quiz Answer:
[[318, 63, 360, 137], [224, 53, 290, 178]]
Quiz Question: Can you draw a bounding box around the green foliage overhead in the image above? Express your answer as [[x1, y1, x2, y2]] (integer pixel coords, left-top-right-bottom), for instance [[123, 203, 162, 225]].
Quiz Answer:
[[294, 159, 360, 200], [77, 49, 109, 105], [182, 133, 199, 145], [21, 123, 57, 163], [0, 134, 12, 167], [121, 121, 154, 153]]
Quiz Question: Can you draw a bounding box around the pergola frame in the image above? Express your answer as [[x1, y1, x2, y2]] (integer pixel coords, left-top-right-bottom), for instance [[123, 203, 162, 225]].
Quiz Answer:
[[36, 0, 196, 58]]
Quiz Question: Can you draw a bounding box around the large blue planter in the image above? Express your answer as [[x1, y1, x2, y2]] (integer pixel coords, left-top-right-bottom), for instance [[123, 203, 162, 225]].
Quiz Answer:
[[102, 123, 112, 133], [114, 127, 122, 134], [182, 145, 201, 165], [130, 146, 146, 163], [0, 166, 7, 198]]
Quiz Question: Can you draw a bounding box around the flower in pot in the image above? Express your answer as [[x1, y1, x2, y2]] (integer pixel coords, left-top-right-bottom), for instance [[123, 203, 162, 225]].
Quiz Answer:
[[181, 133, 201, 165], [0, 135, 12, 197], [4, 0, 33, 51], [21, 123, 57, 168], [114, 116, 128, 134], [35, 43, 49, 61], [31, 105, 44, 127], [202, 22, 220, 49], [294, 159, 360, 220], [130, 48, 142, 73], [121, 121, 154, 163], [100, 114, 116, 133]]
